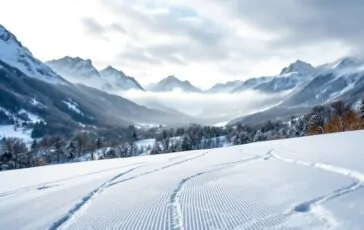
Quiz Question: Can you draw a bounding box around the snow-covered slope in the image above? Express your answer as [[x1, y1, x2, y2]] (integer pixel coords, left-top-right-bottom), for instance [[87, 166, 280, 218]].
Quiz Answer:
[[147, 75, 202, 93], [46, 57, 144, 93], [0, 25, 66, 84], [2, 130, 364, 229]]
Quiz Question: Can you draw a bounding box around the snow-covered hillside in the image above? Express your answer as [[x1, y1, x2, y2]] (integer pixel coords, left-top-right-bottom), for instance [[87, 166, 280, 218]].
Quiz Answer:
[[1, 131, 364, 229], [0, 25, 66, 84]]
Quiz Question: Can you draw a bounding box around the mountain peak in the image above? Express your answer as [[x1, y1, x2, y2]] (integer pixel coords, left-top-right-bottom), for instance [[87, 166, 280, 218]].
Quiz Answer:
[[0, 24, 33, 56], [100, 66, 143, 91], [0, 25, 14, 42], [0, 25, 18, 43], [101, 65, 126, 76], [0, 25, 65, 84], [46, 56, 101, 82], [47, 57, 143, 91], [280, 60, 314, 75], [104, 65, 117, 71], [331, 56, 362, 69], [148, 75, 201, 93], [165, 75, 179, 81], [58, 56, 93, 66]]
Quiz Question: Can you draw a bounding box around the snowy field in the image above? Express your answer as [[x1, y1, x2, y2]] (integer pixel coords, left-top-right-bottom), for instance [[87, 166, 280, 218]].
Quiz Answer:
[[1, 131, 364, 229], [0, 125, 32, 142]]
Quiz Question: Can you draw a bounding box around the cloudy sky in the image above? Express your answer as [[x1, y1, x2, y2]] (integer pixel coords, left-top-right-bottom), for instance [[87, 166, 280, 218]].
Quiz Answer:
[[0, 0, 360, 88]]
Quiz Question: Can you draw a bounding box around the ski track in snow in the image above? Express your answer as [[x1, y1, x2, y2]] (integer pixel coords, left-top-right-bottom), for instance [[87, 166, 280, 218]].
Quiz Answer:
[[50, 152, 207, 230], [106, 152, 208, 189], [49, 166, 142, 230], [0, 162, 147, 199], [268, 150, 364, 229], [168, 154, 268, 230]]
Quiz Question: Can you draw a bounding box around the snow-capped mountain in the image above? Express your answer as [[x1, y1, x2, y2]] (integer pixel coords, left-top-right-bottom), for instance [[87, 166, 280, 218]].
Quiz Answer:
[[230, 57, 364, 126], [0, 25, 66, 84], [280, 60, 315, 76], [147, 75, 201, 93], [46, 57, 144, 92], [46, 56, 109, 90], [47, 56, 101, 79], [233, 60, 315, 93], [254, 60, 316, 93], [321, 57, 363, 71], [206, 80, 243, 93], [283, 57, 364, 107], [232, 77, 272, 92], [100, 66, 143, 91]]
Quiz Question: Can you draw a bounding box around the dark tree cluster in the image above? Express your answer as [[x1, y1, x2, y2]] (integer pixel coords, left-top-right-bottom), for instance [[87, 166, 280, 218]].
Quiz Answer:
[[0, 126, 150, 171], [308, 100, 363, 135]]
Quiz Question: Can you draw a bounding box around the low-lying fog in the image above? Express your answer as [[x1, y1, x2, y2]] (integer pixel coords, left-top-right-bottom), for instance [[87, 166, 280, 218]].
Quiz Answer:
[[120, 90, 290, 125]]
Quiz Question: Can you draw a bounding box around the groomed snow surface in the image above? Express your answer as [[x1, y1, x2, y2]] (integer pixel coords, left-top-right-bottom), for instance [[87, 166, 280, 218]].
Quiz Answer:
[[1, 131, 364, 230]]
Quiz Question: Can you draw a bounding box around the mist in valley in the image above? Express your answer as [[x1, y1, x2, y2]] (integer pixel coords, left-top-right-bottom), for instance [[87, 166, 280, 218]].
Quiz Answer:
[[120, 90, 290, 125]]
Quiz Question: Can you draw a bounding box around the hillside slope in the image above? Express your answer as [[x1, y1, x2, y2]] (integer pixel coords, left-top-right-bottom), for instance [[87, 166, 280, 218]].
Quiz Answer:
[[1, 131, 364, 229], [0, 25, 190, 137]]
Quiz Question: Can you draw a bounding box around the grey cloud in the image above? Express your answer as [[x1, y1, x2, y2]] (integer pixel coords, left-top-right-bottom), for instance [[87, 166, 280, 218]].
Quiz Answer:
[[110, 23, 127, 34], [224, 0, 364, 49], [103, 1, 236, 65], [103, 1, 225, 46], [119, 47, 163, 65], [118, 40, 232, 66], [81, 17, 127, 39], [81, 18, 105, 34], [119, 43, 187, 66], [103, 0, 363, 74]]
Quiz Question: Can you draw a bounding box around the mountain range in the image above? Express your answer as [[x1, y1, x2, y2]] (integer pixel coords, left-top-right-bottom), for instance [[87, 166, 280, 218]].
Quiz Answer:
[[46, 57, 144, 93], [1, 23, 364, 136], [0, 25, 190, 138], [229, 57, 364, 125]]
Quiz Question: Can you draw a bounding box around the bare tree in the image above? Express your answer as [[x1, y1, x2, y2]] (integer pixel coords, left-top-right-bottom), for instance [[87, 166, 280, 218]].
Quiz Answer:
[[53, 136, 66, 163], [1, 138, 28, 169], [331, 100, 350, 131], [309, 106, 330, 134]]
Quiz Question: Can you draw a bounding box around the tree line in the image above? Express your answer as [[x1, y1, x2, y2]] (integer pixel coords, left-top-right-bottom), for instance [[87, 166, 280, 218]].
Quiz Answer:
[[1, 99, 364, 171]]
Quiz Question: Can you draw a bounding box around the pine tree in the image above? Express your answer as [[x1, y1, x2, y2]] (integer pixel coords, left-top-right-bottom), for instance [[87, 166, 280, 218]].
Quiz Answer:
[[54, 136, 65, 163], [67, 142, 76, 160], [181, 135, 192, 151], [151, 143, 162, 155]]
